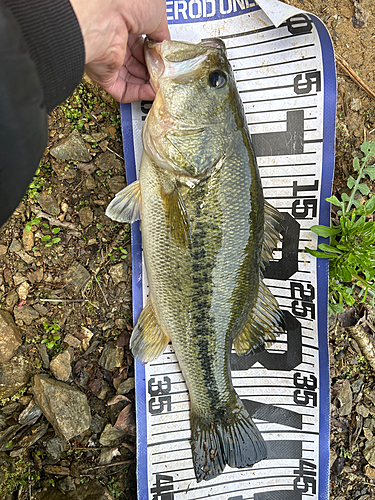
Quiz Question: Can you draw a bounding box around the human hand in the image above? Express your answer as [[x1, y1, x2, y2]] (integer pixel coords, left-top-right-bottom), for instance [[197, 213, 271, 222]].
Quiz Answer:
[[70, 0, 170, 103]]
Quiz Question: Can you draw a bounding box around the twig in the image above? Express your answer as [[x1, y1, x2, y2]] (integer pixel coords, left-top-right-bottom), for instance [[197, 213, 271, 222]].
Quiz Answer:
[[106, 146, 124, 161], [34, 211, 81, 232], [80, 460, 133, 474], [39, 298, 89, 303], [336, 53, 375, 101], [95, 276, 109, 307]]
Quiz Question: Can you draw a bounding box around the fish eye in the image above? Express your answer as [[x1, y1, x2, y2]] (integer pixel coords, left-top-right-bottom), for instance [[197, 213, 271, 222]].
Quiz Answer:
[[209, 70, 227, 89]]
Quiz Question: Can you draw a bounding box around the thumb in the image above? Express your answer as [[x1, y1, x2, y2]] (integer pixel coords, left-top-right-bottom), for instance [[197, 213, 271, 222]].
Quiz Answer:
[[147, 12, 170, 42]]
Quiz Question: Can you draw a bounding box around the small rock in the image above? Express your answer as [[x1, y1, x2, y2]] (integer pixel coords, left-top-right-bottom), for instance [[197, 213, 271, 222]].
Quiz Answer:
[[357, 404, 370, 418], [51, 162, 77, 182], [0, 309, 22, 363], [18, 400, 42, 425], [57, 476, 76, 493], [86, 175, 97, 190], [99, 343, 123, 371], [64, 334, 82, 349], [114, 405, 136, 435], [50, 129, 92, 162], [96, 380, 110, 400], [13, 272, 28, 286], [90, 413, 107, 435], [37, 192, 60, 216], [17, 281, 30, 301], [108, 176, 126, 193], [0, 353, 30, 399], [13, 305, 39, 325], [109, 263, 128, 285], [82, 132, 108, 143], [81, 327, 93, 351], [99, 424, 126, 446], [77, 162, 96, 175], [364, 438, 375, 467], [28, 268, 44, 283], [64, 262, 91, 293], [364, 428, 373, 441], [96, 151, 123, 172], [44, 436, 67, 461], [33, 374, 92, 441], [117, 377, 135, 395], [33, 303, 48, 316], [50, 350, 72, 382], [5, 290, 18, 308], [98, 447, 121, 465], [9, 238, 22, 253], [350, 98, 362, 112], [37, 478, 115, 500], [37, 343, 50, 369], [44, 465, 70, 476], [335, 379, 352, 416], [0, 245, 7, 256], [22, 227, 35, 251], [78, 206, 93, 227], [353, 2, 369, 28]]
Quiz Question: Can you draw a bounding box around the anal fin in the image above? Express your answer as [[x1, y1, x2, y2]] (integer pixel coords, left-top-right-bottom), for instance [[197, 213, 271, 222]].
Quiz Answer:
[[233, 280, 284, 355], [130, 300, 170, 362], [105, 180, 141, 223]]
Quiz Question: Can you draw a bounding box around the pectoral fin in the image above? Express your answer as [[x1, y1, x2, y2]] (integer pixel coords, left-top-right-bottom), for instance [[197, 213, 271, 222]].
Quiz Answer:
[[233, 280, 284, 355], [105, 180, 142, 222], [161, 182, 191, 247], [130, 300, 170, 362]]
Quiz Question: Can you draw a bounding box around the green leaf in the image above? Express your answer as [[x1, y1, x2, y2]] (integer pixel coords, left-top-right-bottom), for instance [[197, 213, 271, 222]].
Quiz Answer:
[[347, 176, 356, 189], [358, 183, 370, 196], [353, 156, 360, 171], [341, 192, 350, 202], [52, 227, 61, 234], [52, 238, 61, 244], [325, 195, 343, 207], [365, 196, 375, 213], [309, 225, 341, 237], [5, 440, 12, 448], [353, 199, 361, 208], [317, 243, 343, 254], [363, 167, 375, 180], [361, 140, 375, 157], [304, 248, 336, 259], [41, 235, 51, 241], [45, 242, 53, 247]]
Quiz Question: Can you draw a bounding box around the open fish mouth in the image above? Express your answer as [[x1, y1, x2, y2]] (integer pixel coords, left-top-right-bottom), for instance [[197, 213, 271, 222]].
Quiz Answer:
[[145, 38, 226, 92]]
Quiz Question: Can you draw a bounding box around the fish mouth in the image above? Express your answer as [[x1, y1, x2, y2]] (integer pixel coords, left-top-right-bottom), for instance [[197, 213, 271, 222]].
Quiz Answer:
[[144, 39, 165, 93]]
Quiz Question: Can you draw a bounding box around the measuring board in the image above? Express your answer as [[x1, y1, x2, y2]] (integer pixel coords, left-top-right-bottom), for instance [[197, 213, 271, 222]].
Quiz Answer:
[[118, 0, 336, 498]]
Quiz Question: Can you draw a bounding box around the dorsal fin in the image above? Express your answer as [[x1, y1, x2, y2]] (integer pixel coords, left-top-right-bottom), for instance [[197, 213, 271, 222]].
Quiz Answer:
[[130, 300, 170, 362], [261, 201, 283, 270], [105, 180, 142, 223], [233, 280, 284, 356]]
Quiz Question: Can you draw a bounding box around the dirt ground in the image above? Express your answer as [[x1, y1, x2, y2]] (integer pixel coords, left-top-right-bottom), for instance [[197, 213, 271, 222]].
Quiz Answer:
[[0, 0, 375, 499]]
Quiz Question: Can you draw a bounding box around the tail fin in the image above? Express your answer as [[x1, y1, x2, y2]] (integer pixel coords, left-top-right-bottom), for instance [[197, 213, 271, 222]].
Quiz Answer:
[[190, 399, 267, 482]]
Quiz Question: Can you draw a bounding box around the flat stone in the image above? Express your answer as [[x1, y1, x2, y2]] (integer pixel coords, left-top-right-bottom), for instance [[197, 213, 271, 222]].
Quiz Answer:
[[99, 424, 126, 446], [50, 350, 72, 382], [107, 176, 125, 193], [17, 281, 30, 301], [13, 272, 28, 286], [116, 377, 135, 395], [114, 404, 136, 436], [0, 353, 30, 399], [364, 438, 375, 467], [86, 175, 96, 190], [78, 206, 93, 227], [0, 309, 22, 363], [5, 291, 18, 308], [37, 192, 60, 216], [22, 227, 35, 252], [90, 413, 107, 435], [96, 151, 122, 172], [64, 262, 91, 293], [28, 268, 44, 284], [9, 238, 22, 253], [99, 343, 123, 371], [64, 334, 82, 349], [109, 263, 128, 285], [18, 400, 43, 425], [33, 303, 48, 316], [51, 162, 77, 182], [80, 327, 93, 351], [33, 374, 92, 441], [338, 379, 352, 416], [37, 343, 50, 369], [13, 305, 39, 325], [82, 132, 108, 143], [350, 98, 362, 112], [0, 245, 7, 256], [98, 447, 121, 465], [44, 435, 67, 461], [57, 476, 76, 493], [50, 129, 92, 163]]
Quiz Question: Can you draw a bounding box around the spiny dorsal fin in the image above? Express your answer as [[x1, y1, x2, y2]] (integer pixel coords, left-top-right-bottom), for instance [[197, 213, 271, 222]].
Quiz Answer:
[[261, 201, 283, 270], [233, 280, 284, 355], [105, 180, 141, 223], [130, 300, 170, 362], [161, 181, 191, 247]]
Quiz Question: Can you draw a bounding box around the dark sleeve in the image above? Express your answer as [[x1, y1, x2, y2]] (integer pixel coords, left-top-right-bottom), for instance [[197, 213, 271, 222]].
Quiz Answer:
[[0, 0, 85, 227]]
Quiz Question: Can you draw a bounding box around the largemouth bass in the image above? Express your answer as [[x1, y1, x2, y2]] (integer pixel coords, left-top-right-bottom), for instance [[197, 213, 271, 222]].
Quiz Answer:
[[106, 38, 284, 482]]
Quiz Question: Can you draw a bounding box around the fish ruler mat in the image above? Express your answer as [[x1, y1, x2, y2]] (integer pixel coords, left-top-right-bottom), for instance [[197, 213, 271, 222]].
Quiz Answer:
[[119, 0, 336, 498]]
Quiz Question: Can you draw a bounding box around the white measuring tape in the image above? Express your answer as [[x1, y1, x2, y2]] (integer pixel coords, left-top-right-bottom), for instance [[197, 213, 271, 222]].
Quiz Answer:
[[119, 1, 336, 498]]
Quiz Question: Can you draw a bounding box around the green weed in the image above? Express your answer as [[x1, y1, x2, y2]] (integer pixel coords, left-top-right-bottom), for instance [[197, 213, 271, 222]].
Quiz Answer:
[[306, 140, 375, 314]]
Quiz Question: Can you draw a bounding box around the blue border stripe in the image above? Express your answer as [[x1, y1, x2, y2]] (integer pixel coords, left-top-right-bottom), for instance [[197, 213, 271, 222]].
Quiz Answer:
[[120, 103, 148, 500], [310, 15, 336, 500]]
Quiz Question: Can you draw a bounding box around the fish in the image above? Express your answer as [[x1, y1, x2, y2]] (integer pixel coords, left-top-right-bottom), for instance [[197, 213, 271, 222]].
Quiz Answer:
[[106, 38, 284, 482]]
